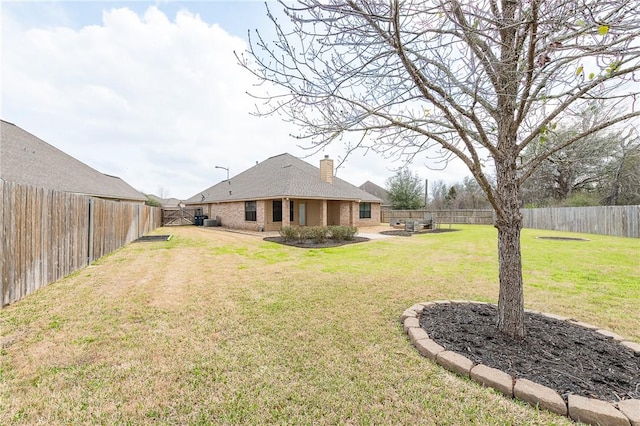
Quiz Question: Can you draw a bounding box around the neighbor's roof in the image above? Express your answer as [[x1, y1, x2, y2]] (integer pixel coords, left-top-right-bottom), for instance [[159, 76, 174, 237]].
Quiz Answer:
[[186, 153, 382, 204], [359, 180, 390, 205], [0, 120, 146, 201], [147, 194, 182, 208]]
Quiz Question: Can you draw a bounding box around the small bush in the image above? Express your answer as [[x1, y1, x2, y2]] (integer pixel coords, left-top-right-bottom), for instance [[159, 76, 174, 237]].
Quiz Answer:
[[296, 226, 312, 242], [280, 225, 356, 244], [307, 226, 329, 244], [329, 226, 358, 241], [561, 193, 600, 207], [345, 226, 358, 241], [279, 226, 300, 242]]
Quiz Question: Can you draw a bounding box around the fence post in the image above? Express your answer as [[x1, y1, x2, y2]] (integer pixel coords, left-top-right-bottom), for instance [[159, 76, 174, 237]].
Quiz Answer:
[[87, 198, 94, 265]]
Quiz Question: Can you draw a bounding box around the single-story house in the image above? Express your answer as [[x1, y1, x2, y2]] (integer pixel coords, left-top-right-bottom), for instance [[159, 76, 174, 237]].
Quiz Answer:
[[359, 180, 391, 209], [1, 119, 146, 203], [146, 195, 183, 209], [185, 153, 382, 231]]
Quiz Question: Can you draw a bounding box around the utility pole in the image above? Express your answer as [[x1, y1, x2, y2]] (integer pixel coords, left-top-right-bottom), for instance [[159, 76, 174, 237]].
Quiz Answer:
[[424, 179, 428, 208]]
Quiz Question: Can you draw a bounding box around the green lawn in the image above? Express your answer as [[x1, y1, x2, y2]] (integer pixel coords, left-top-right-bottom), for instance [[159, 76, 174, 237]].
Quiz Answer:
[[1, 225, 637, 425]]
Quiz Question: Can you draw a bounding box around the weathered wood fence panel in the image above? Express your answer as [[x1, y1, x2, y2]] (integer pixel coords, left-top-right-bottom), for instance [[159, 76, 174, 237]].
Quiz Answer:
[[381, 209, 495, 225], [521, 205, 639, 238], [381, 206, 639, 237], [1, 181, 162, 308], [162, 208, 199, 226]]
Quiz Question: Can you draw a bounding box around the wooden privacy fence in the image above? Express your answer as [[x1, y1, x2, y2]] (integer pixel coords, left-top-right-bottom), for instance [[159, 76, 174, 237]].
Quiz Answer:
[[162, 208, 199, 226], [1, 180, 162, 308], [521, 205, 639, 238], [381, 209, 495, 225], [382, 206, 639, 237]]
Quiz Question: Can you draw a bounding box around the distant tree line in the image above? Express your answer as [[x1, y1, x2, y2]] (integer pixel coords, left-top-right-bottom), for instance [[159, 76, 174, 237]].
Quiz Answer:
[[518, 106, 640, 207], [427, 131, 640, 211], [428, 177, 493, 210], [389, 115, 639, 209]]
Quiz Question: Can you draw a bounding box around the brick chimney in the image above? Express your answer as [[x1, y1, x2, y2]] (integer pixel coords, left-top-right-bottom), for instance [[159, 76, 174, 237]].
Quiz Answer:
[[319, 155, 334, 184]]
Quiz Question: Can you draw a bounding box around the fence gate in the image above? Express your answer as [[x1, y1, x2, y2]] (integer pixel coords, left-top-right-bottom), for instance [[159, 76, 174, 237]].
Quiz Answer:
[[162, 208, 201, 226]]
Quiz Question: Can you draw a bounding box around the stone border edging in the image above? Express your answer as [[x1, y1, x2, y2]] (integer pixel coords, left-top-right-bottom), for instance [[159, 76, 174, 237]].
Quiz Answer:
[[401, 301, 640, 426]]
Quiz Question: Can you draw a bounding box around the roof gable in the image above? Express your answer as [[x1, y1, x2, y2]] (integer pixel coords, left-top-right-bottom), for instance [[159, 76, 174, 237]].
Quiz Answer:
[[359, 180, 390, 205], [186, 153, 381, 204], [1, 120, 145, 201]]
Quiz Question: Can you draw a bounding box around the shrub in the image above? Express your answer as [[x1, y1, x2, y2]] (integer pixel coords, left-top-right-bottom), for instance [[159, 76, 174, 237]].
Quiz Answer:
[[561, 193, 600, 207], [279, 226, 300, 242], [307, 226, 329, 244], [296, 226, 312, 242], [280, 225, 356, 244], [345, 226, 358, 241], [329, 225, 358, 241]]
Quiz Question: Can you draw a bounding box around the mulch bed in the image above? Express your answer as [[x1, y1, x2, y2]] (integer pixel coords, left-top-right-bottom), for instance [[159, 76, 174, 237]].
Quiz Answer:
[[419, 303, 640, 402], [536, 236, 590, 241], [380, 229, 461, 237], [135, 235, 172, 242], [263, 236, 369, 248]]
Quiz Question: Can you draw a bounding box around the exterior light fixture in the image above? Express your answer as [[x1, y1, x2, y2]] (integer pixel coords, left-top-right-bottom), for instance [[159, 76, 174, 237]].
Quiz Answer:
[[215, 165, 229, 180]]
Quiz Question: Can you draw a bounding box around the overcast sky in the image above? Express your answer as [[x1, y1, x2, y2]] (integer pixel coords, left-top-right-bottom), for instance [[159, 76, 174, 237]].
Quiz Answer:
[[1, 0, 470, 200]]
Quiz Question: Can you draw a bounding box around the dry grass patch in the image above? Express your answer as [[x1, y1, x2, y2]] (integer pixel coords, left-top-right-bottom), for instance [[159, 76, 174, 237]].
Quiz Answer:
[[1, 225, 636, 424]]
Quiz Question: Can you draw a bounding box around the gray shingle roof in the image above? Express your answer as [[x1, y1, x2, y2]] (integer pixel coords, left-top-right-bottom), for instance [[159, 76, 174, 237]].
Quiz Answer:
[[1, 120, 145, 201], [359, 181, 391, 205], [186, 153, 382, 204], [147, 194, 182, 208]]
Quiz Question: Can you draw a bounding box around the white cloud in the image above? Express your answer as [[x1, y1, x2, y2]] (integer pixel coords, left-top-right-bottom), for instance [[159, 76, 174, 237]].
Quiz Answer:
[[2, 4, 470, 199]]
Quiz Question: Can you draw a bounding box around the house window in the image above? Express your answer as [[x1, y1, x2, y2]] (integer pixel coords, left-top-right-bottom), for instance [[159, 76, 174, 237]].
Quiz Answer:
[[245, 201, 257, 221], [359, 202, 371, 219], [289, 200, 294, 221], [273, 200, 282, 222]]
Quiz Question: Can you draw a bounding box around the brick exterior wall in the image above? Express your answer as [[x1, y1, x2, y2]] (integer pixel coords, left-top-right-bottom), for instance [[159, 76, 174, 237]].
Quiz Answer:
[[201, 201, 265, 231], [195, 198, 380, 231], [353, 201, 381, 227]]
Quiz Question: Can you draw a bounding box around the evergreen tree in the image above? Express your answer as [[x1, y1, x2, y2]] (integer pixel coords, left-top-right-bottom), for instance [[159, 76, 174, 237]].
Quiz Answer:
[[386, 169, 425, 210]]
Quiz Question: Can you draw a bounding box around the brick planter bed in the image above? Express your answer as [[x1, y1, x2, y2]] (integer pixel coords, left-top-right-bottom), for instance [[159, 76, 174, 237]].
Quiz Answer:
[[401, 301, 640, 426]]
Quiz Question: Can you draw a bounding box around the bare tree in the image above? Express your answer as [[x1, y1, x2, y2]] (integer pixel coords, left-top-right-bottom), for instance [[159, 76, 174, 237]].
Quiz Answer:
[[429, 180, 449, 209], [601, 128, 640, 205], [428, 177, 491, 208], [520, 109, 639, 207], [238, 0, 640, 338], [520, 105, 621, 204]]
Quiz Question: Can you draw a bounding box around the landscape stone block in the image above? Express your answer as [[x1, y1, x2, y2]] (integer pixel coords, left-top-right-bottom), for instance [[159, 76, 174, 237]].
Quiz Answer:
[[569, 320, 599, 330], [621, 341, 640, 353], [414, 338, 444, 360], [470, 364, 514, 397], [399, 309, 417, 322], [410, 304, 425, 314], [514, 378, 567, 416], [617, 399, 640, 426], [436, 350, 474, 377], [408, 327, 429, 344], [403, 316, 420, 332], [541, 312, 568, 322], [568, 394, 630, 426], [596, 329, 625, 341], [407, 301, 636, 426]]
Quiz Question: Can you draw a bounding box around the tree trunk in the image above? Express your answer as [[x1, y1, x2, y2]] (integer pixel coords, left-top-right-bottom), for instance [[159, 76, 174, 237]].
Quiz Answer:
[[495, 160, 526, 339]]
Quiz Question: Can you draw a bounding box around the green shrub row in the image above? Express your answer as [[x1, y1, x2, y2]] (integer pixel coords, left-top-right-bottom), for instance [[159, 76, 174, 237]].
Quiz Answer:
[[279, 225, 358, 243]]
